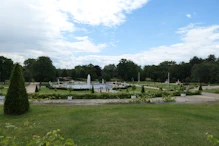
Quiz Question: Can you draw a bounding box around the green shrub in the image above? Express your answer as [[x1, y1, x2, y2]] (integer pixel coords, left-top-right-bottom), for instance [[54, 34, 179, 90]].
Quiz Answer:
[[163, 95, 176, 102], [69, 87, 73, 93], [0, 123, 75, 146], [91, 85, 94, 93], [186, 91, 201, 95], [199, 84, 203, 91], [129, 96, 151, 104], [132, 85, 136, 93], [141, 85, 145, 93], [28, 90, 202, 100], [206, 133, 219, 146], [29, 93, 151, 100], [0, 86, 4, 89], [4, 63, 29, 115], [35, 85, 39, 92], [171, 91, 181, 96]]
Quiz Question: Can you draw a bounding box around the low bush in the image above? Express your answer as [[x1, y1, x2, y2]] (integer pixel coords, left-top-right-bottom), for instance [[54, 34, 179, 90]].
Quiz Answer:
[[185, 90, 201, 95], [29, 93, 137, 99], [171, 91, 181, 96], [129, 96, 151, 104], [206, 133, 219, 146], [28, 90, 202, 100], [0, 122, 75, 146], [163, 95, 176, 102], [199, 85, 203, 91]]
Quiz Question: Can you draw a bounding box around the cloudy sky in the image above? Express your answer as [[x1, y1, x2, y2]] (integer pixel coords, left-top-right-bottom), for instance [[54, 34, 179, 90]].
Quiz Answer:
[[0, 0, 219, 68]]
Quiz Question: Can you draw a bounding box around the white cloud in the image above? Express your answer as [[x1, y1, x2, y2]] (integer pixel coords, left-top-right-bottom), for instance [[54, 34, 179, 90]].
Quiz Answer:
[[1, 1, 219, 68], [60, 24, 219, 68], [2, 23, 219, 68], [186, 14, 192, 18], [57, 0, 149, 27], [0, 0, 148, 64]]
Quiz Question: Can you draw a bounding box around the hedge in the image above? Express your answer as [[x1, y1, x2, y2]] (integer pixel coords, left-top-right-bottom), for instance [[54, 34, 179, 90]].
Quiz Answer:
[[28, 91, 201, 100]]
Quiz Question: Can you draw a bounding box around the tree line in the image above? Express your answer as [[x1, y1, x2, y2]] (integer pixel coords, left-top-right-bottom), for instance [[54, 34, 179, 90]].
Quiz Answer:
[[0, 54, 219, 83]]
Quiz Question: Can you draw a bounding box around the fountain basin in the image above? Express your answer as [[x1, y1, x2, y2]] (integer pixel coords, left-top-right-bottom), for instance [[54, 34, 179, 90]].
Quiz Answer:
[[66, 84, 112, 89]]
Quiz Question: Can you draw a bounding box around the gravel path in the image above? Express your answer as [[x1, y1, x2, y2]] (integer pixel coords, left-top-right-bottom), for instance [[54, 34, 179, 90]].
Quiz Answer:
[[26, 82, 40, 93]]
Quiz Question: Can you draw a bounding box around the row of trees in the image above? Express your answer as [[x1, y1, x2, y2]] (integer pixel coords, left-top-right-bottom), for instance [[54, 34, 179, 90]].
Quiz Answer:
[[142, 55, 219, 83], [1, 55, 219, 83]]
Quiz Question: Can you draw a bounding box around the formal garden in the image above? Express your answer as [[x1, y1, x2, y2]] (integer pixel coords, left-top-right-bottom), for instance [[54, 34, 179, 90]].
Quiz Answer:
[[0, 55, 219, 145]]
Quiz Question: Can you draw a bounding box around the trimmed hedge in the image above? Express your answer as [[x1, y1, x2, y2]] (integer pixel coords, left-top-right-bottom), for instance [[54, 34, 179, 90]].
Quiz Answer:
[[29, 93, 136, 99], [28, 91, 201, 100]]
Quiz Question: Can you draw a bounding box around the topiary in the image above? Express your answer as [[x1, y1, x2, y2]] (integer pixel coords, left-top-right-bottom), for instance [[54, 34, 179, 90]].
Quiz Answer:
[[91, 85, 94, 93], [199, 84, 203, 91], [141, 85, 145, 93], [4, 63, 30, 115], [35, 85, 39, 92]]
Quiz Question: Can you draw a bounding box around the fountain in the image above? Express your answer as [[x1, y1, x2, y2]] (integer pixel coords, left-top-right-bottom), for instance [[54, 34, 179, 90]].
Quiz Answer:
[[87, 74, 91, 88], [57, 78, 60, 85], [51, 74, 113, 90]]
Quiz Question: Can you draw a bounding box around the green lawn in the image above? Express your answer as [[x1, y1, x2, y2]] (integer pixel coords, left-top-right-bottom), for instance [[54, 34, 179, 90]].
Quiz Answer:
[[1, 104, 219, 145], [204, 88, 219, 94], [0, 88, 8, 95]]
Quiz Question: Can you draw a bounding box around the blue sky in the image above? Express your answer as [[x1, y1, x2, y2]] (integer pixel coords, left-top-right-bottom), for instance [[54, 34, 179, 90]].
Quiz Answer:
[[0, 0, 219, 68]]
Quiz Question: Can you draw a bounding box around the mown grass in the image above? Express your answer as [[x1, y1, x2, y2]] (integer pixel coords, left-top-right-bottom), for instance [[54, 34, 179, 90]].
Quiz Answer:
[[1, 104, 219, 146], [204, 88, 219, 94], [0, 88, 7, 95]]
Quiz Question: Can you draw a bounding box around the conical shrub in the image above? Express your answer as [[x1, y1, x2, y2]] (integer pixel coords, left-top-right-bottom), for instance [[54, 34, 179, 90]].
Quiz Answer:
[[35, 85, 39, 92], [199, 84, 203, 91], [4, 63, 29, 115], [91, 85, 94, 93], [141, 85, 145, 93]]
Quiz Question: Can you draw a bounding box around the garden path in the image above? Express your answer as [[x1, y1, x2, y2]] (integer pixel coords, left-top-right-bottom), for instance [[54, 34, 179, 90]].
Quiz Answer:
[[26, 82, 40, 93]]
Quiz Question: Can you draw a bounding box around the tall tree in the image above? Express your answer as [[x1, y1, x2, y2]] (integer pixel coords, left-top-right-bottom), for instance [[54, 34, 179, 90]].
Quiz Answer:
[[102, 64, 117, 79], [71, 69, 76, 79], [117, 59, 140, 81], [206, 54, 216, 62], [61, 69, 68, 77], [33, 56, 56, 82], [23, 58, 36, 82], [94, 65, 102, 78], [189, 56, 203, 66], [0, 56, 14, 82], [191, 63, 211, 83], [4, 63, 29, 115]]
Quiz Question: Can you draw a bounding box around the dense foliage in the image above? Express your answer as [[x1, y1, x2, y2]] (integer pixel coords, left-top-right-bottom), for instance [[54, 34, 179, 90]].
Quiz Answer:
[[1, 54, 219, 83], [4, 64, 29, 115], [29, 90, 201, 100], [0, 56, 13, 82]]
